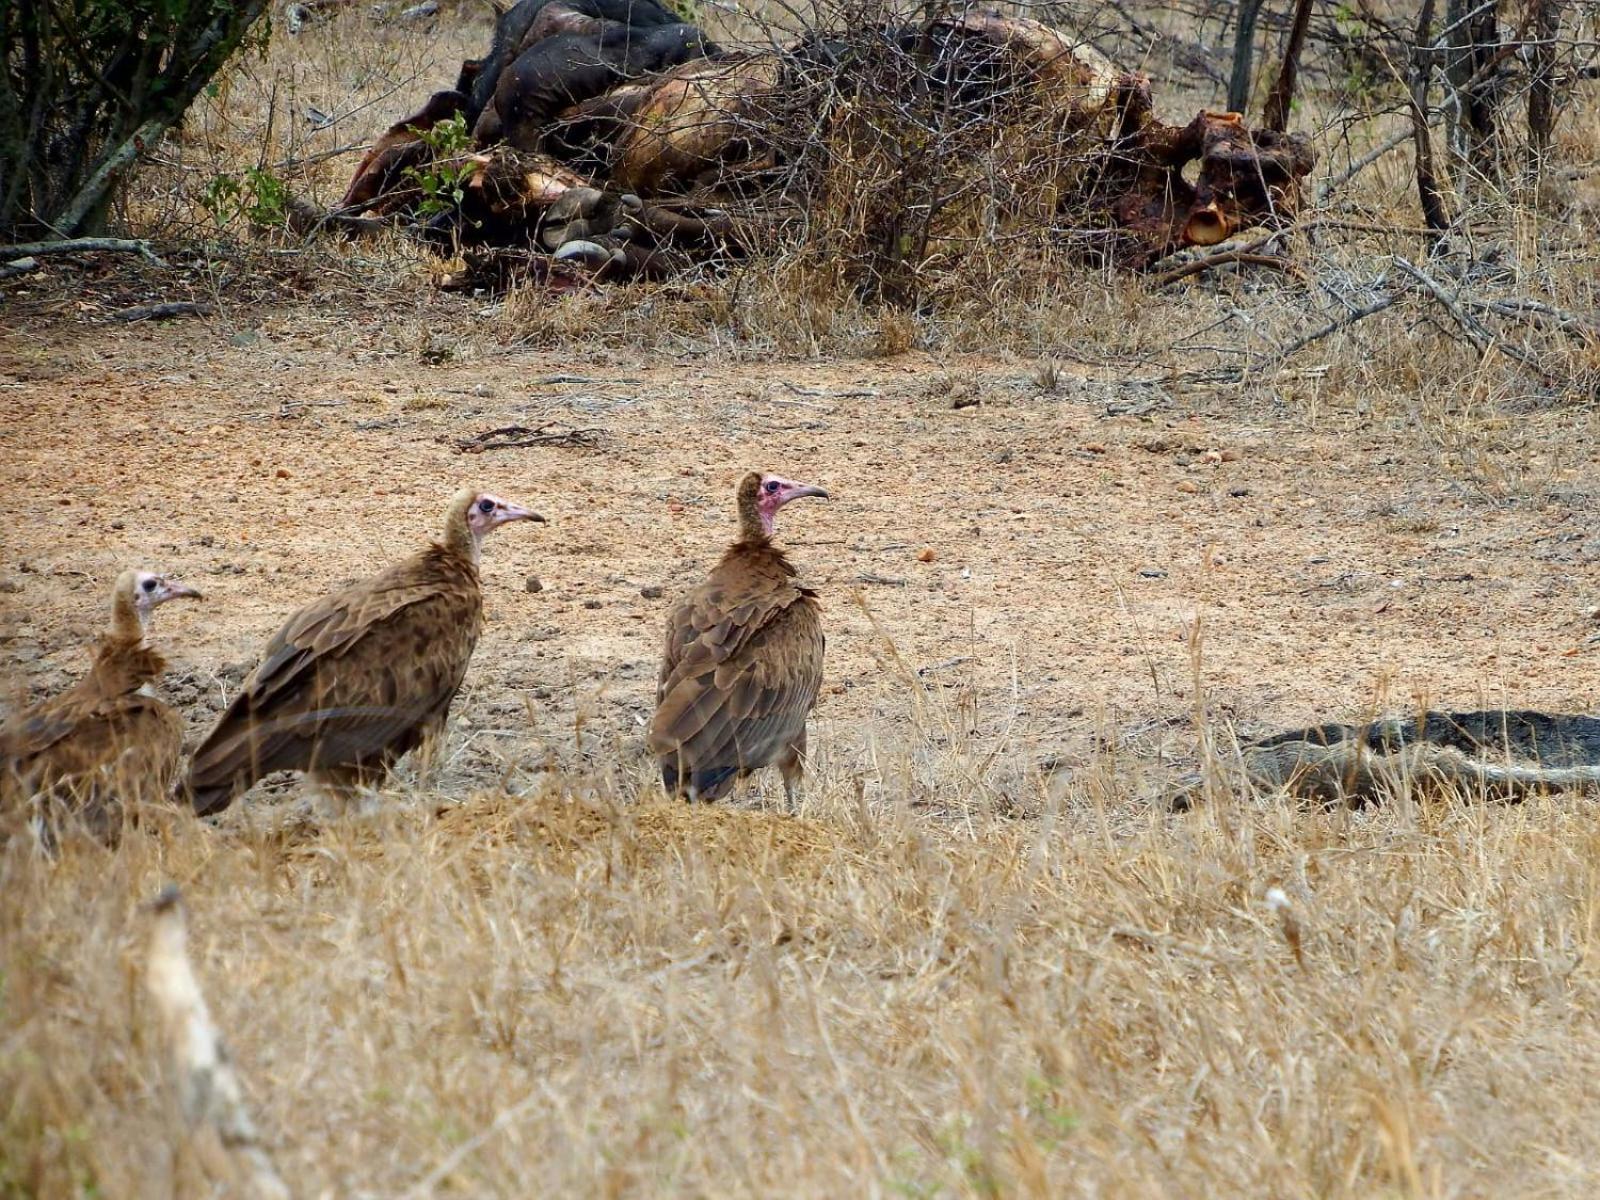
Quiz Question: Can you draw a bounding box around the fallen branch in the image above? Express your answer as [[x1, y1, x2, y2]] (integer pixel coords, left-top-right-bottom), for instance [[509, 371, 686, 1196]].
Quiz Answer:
[[0, 256, 39, 280], [1258, 291, 1405, 367], [1150, 248, 1306, 289], [454, 422, 604, 452], [145, 887, 290, 1200], [1469, 296, 1600, 341], [104, 301, 217, 323], [1393, 256, 1543, 370], [1, 237, 163, 265]]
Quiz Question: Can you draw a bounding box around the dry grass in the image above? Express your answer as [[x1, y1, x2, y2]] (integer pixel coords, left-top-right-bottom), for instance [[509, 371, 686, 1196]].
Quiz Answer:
[[10, 758, 1600, 1197]]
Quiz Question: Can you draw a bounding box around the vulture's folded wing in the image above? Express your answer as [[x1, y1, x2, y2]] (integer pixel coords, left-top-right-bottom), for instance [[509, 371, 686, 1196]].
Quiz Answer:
[[650, 593, 823, 785], [187, 577, 479, 813]]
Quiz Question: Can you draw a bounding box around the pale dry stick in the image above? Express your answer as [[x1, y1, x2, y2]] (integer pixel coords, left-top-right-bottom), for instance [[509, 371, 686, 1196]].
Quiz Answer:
[[145, 886, 291, 1200], [400, 1089, 549, 1199], [1393, 255, 1545, 371], [1149, 248, 1308, 289], [1469, 296, 1600, 339], [271, 141, 367, 171], [1313, 122, 1428, 203], [1249, 290, 1406, 377]]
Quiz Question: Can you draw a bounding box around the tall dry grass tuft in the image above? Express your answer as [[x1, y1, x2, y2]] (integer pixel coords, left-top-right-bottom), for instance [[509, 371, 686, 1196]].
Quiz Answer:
[[9, 739, 1600, 1195]]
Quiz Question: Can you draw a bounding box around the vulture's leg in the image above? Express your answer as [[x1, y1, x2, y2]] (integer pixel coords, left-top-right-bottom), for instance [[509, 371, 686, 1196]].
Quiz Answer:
[[779, 734, 806, 811], [408, 722, 451, 789]]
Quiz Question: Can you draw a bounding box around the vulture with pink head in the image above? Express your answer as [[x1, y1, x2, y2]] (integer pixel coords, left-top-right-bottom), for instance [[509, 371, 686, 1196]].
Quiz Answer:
[[2, 569, 202, 840], [184, 489, 543, 815], [649, 471, 828, 803]]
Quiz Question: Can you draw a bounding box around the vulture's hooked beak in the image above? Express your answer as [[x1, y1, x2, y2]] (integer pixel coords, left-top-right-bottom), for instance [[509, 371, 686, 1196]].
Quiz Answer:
[[158, 579, 204, 604], [502, 503, 547, 526], [789, 484, 830, 502]]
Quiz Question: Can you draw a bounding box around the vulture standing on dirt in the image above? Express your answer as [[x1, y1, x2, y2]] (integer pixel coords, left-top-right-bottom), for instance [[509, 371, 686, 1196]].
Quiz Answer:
[[1, 569, 202, 840], [649, 471, 829, 804], [184, 490, 543, 815]]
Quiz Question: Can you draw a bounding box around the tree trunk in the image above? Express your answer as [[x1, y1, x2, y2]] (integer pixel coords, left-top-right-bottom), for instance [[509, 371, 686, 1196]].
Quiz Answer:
[[1261, 0, 1316, 132], [1445, 0, 1503, 185], [1526, 0, 1564, 176], [1228, 0, 1268, 115], [1410, 0, 1452, 237]]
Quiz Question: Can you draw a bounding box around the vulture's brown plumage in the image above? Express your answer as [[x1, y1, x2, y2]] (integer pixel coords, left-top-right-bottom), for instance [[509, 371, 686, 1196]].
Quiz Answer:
[[184, 490, 543, 815], [649, 471, 829, 803], [1, 569, 201, 841]]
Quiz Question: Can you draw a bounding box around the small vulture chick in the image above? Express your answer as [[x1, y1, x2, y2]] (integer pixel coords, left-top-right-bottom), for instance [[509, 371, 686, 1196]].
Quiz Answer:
[[650, 471, 829, 805], [2, 569, 202, 843], [184, 490, 543, 816]]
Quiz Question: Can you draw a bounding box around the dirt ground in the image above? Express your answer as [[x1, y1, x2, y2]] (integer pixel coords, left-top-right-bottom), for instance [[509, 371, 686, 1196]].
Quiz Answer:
[[5, 290, 1598, 804]]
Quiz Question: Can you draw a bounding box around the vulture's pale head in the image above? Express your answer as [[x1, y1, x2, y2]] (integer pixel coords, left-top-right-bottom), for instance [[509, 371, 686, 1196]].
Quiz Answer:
[[112, 569, 202, 638], [468, 492, 545, 538], [446, 489, 546, 561], [740, 471, 829, 538]]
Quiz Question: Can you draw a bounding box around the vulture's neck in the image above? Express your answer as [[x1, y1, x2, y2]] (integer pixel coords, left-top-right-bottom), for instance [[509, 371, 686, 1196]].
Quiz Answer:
[[439, 511, 482, 567], [111, 590, 146, 642], [736, 489, 773, 546]]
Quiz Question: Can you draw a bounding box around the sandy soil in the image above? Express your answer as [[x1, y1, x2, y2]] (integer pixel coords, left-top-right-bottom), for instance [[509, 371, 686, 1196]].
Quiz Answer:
[[4, 293, 1599, 804]]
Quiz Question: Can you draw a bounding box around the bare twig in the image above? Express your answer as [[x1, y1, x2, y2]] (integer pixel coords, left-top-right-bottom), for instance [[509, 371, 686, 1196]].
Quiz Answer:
[[454, 422, 604, 453], [2, 236, 163, 264], [1469, 296, 1599, 339], [104, 301, 216, 323], [272, 142, 368, 172], [145, 887, 290, 1200], [1259, 291, 1406, 366], [1315, 123, 1424, 203], [1150, 249, 1307, 289]]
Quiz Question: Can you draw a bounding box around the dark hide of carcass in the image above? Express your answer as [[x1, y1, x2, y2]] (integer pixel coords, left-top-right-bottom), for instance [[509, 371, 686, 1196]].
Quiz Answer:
[[338, 6, 1314, 285], [468, 0, 691, 126], [482, 23, 719, 154]]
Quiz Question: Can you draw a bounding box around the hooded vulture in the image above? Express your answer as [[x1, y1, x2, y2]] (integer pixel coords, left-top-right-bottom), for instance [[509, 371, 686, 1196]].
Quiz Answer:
[[2, 569, 202, 842], [184, 489, 543, 815], [649, 470, 828, 803]]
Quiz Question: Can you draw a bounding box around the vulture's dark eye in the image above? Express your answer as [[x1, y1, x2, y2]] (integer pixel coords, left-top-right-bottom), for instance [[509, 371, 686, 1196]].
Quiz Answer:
[[764, 480, 780, 494], [477, 498, 495, 514], [142, 578, 158, 593]]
